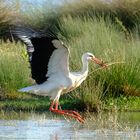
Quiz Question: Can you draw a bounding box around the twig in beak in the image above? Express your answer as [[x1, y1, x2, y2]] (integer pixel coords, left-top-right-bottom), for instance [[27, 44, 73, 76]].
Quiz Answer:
[[89, 61, 125, 76], [91, 57, 107, 67]]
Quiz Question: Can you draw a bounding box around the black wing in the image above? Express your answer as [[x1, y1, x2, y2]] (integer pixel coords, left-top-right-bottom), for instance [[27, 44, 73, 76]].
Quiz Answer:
[[12, 26, 58, 84], [30, 37, 57, 84]]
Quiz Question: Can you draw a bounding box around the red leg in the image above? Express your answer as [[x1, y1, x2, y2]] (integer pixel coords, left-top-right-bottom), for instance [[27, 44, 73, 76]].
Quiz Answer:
[[61, 110, 83, 118], [52, 109, 84, 123], [55, 101, 59, 110], [49, 101, 85, 123], [52, 102, 82, 117]]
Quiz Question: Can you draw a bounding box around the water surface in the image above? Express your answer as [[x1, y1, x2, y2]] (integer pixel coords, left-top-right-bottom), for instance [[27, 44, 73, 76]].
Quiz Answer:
[[0, 111, 140, 140]]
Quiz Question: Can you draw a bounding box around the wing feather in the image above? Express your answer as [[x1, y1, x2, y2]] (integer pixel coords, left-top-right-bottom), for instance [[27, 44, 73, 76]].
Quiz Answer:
[[12, 26, 70, 84], [11, 26, 39, 61], [47, 40, 70, 77]]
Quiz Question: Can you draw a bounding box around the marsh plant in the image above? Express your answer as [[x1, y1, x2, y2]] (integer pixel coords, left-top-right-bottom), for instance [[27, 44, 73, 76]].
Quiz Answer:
[[0, 41, 30, 99], [56, 16, 140, 111]]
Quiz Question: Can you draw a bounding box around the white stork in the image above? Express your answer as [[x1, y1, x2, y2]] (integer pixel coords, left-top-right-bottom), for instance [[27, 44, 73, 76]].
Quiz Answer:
[[12, 27, 106, 123]]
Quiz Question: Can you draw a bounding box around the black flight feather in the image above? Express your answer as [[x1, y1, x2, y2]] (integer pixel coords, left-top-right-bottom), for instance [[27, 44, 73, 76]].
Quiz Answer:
[[12, 26, 58, 84]]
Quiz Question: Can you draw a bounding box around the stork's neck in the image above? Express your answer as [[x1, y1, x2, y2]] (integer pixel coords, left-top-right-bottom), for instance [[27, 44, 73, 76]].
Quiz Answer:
[[80, 56, 89, 75]]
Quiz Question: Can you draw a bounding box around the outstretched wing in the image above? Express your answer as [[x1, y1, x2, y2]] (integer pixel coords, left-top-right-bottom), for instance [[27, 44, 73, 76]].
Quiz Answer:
[[47, 39, 70, 78], [12, 26, 70, 84]]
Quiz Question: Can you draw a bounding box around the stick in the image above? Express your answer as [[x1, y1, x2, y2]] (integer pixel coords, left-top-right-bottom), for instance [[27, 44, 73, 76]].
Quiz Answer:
[[89, 61, 125, 75]]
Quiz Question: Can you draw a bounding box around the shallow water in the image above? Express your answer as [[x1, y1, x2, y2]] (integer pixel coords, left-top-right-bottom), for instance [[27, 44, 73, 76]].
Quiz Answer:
[[0, 111, 140, 140]]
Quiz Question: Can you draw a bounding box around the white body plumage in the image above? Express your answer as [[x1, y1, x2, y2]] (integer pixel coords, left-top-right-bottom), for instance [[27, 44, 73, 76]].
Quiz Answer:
[[19, 49, 91, 102]]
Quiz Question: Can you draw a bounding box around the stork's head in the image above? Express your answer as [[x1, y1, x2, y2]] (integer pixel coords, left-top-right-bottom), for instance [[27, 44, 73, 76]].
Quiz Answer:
[[52, 39, 64, 48], [83, 52, 106, 67]]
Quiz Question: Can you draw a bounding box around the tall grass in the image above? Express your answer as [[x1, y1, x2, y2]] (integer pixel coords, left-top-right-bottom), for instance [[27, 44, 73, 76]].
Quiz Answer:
[[16, 0, 140, 37], [0, 0, 17, 40], [56, 16, 140, 111], [60, 0, 140, 29], [0, 40, 30, 99]]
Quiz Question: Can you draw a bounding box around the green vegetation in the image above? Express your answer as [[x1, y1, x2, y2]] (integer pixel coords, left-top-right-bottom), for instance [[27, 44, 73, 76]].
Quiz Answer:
[[55, 16, 140, 111], [0, 0, 17, 40], [18, 0, 140, 35], [0, 41, 30, 99], [0, 0, 140, 112]]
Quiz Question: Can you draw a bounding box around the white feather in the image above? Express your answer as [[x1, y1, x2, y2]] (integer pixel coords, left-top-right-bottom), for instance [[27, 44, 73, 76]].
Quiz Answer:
[[47, 40, 70, 77]]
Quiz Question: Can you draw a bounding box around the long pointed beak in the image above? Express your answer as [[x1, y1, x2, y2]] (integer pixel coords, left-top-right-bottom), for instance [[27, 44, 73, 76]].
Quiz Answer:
[[91, 57, 107, 67]]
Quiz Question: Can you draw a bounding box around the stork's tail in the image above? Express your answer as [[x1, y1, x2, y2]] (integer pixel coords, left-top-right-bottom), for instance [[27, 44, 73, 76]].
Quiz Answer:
[[18, 85, 37, 93], [18, 85, 50, 97]]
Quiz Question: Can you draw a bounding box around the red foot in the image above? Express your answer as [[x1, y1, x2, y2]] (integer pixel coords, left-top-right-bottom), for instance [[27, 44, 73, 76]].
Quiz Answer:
[[61, 110, 83, 118], [49, 101, 85, 123], [50, 108, 85, 123]]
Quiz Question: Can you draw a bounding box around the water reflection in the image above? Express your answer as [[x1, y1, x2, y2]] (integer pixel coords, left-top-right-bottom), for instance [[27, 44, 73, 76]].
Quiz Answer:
[[0, 111, 140, 140]]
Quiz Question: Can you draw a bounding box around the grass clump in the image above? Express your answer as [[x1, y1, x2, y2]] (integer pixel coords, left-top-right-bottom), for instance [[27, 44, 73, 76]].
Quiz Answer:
[[0, 40, 30, 100], [59, 0, 140, 35], [0, 0, 17, 40], [56, 16, 140, 111]]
